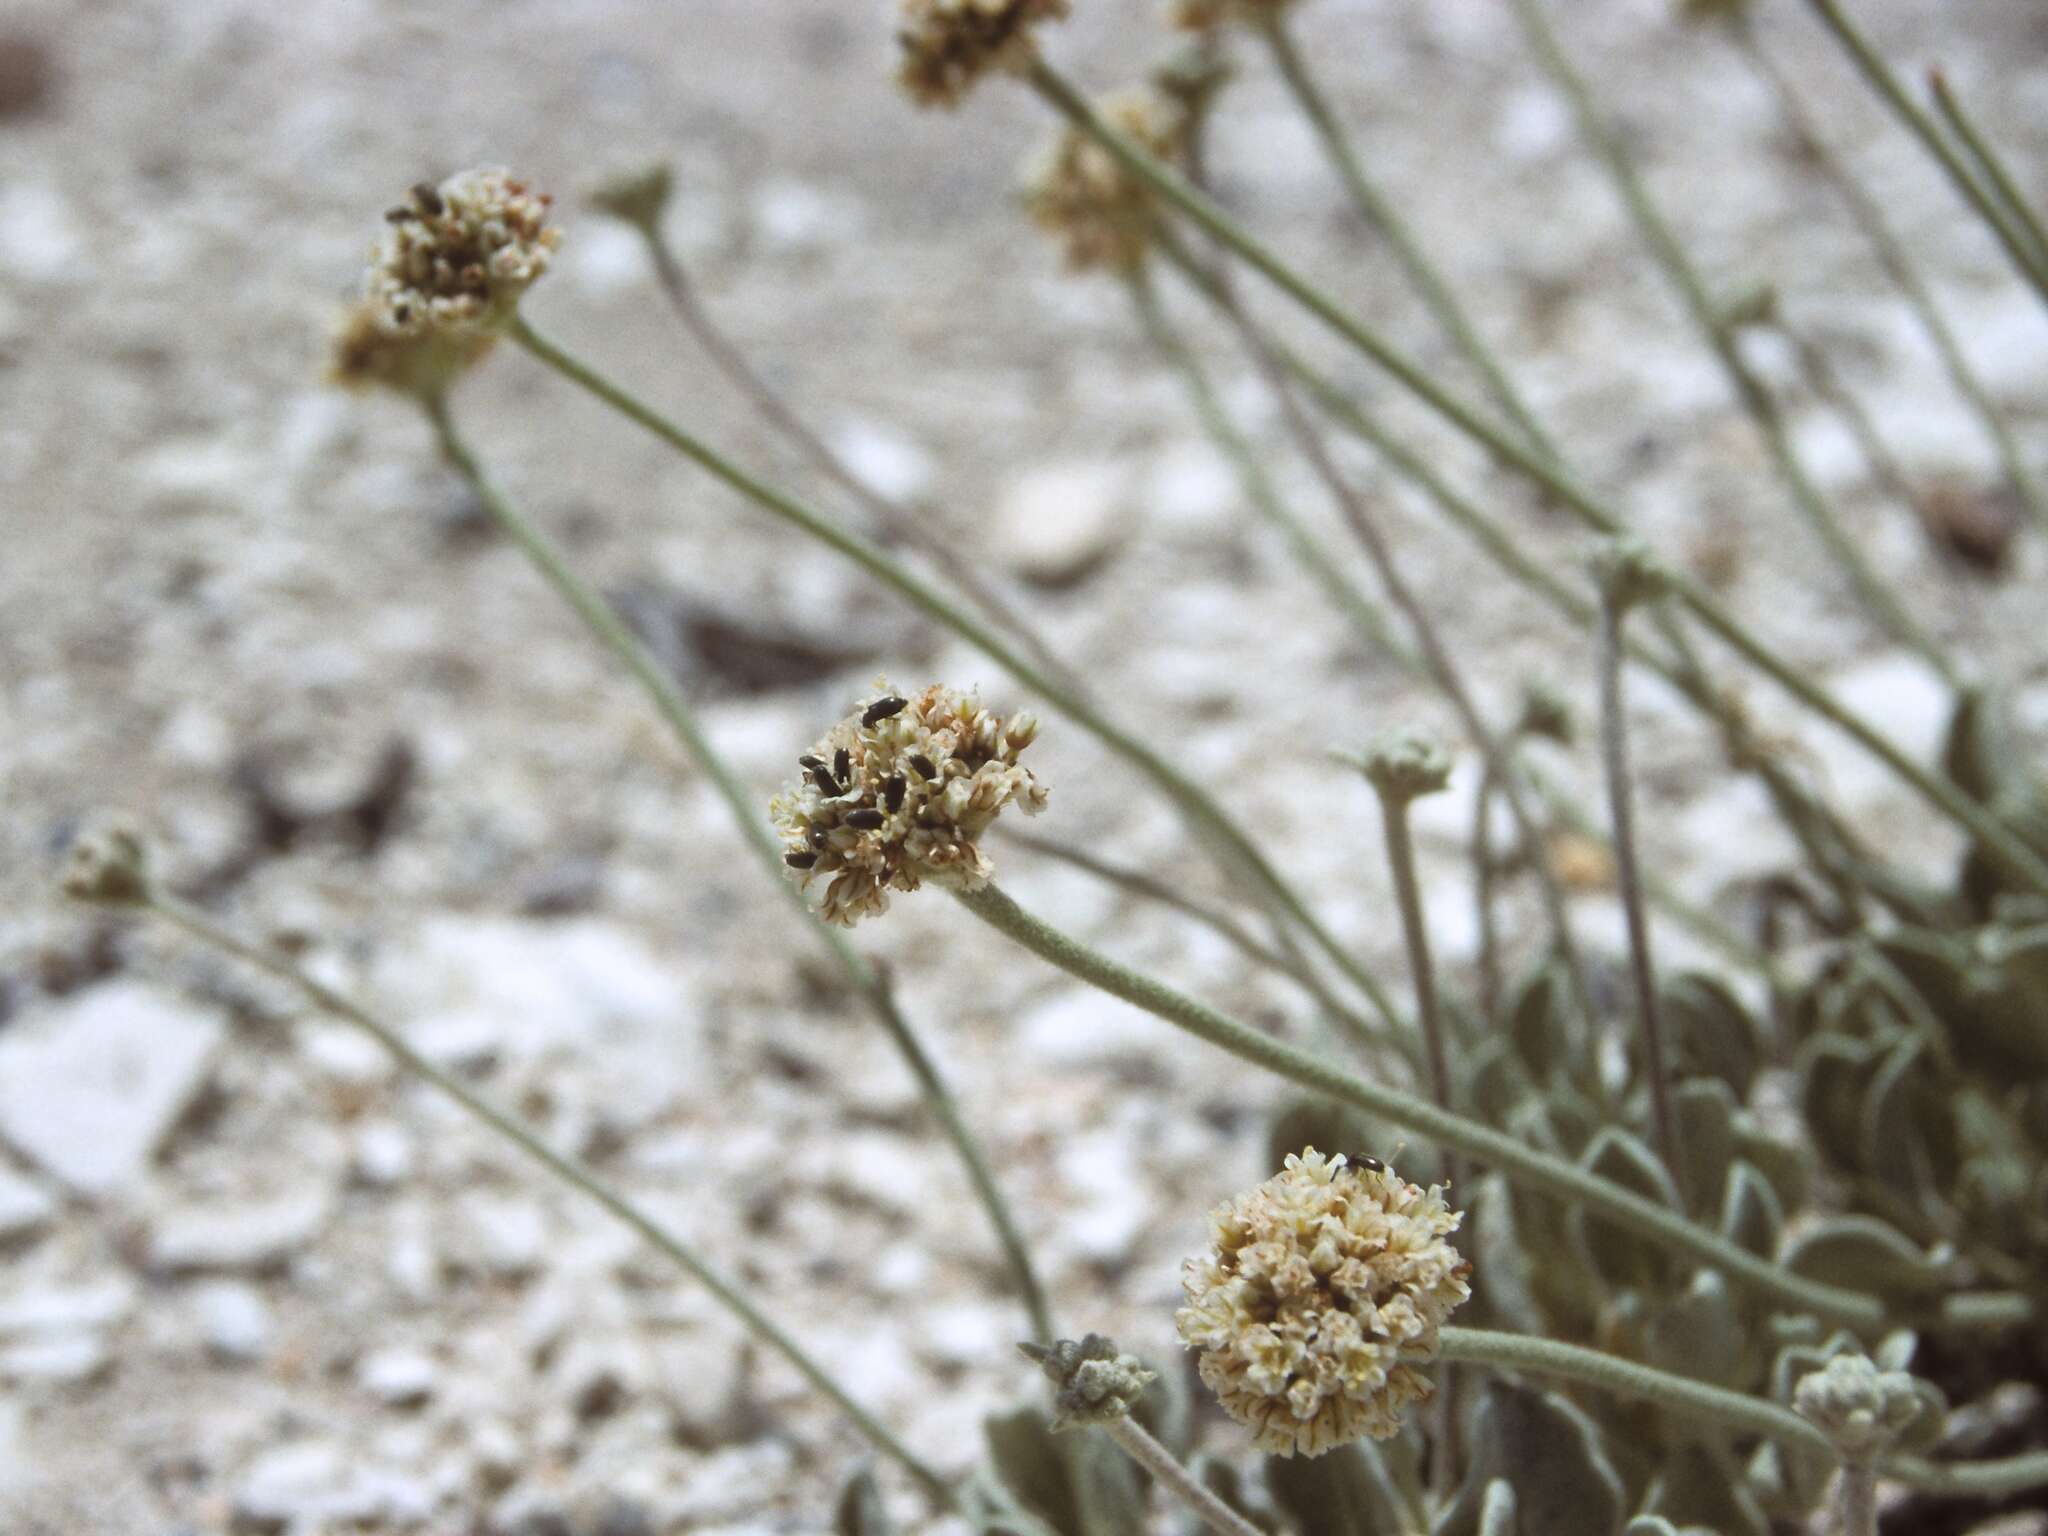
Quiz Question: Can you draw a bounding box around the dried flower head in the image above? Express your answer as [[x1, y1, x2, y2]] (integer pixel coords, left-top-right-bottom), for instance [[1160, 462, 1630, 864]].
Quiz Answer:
[[61, 820, 151, 907], [1023, 85, 1187, 272], [1166, 0, 1296, 32], [1018, 1334, 1157, 1431], [896, 0, 1070, 109], [1176, 1149, 1471, 1457], [332, 168, 561, 398], [770, 683, 1047, 926]]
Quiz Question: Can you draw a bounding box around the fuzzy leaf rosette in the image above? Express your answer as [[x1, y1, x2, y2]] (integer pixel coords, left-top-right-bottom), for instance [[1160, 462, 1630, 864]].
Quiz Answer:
[[330, 168, 562, 397], [1176, 1149, 1471, 1456], [771, 684, 1047, 926]]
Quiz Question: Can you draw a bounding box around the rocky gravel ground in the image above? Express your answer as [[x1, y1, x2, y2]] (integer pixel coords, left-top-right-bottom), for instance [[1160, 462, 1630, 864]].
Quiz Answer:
[[4, 0, 2048, 1531]]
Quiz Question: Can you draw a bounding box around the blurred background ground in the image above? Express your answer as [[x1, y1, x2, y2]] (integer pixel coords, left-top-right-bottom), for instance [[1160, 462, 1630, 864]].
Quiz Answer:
[[3, 0, 2047, 1530]]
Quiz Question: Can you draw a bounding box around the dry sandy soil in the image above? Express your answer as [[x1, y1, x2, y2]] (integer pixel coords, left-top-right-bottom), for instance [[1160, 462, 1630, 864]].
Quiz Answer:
[[3, 0, 2048, 1531]]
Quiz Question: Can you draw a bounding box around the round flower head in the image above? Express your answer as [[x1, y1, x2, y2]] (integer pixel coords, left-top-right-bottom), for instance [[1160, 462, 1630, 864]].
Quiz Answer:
[[770, 683, 1048, 926], [1023, 85, 1187, 273], [332, 168, 561, 397], [1176, 1149, 1471, 1457], [896, 0, 1071, 109]]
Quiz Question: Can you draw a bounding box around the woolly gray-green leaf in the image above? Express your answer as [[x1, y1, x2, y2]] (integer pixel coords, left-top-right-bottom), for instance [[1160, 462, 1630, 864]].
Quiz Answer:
[[1189, 1455, 1281, 1535], [1267, 1442, 1401, 1536], [1434, 1382, 1624, 1536], [1673, 1078, 1737, 1217], [1661, 973, 1760, 1098], [1643, 1438, 1768, 1536], [1573, 1126, 1683, 1291], [1796, 1032, 1880, 1172], [1780, 1214, 1951, 1301], [1645, 1271, 1743, 1387], [1717, 1160, 1783, 1258], [1477, 1478, 1519, 1536]]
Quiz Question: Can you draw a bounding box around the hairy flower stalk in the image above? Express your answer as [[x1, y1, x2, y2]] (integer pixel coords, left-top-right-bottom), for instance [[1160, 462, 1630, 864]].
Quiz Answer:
[[1177, 1150, 1471, 1456], [896, 0, 1070, 108], [331, 168, 562, 398], [772, 684, 1047, 926], [1024, 85, 1187, 272]]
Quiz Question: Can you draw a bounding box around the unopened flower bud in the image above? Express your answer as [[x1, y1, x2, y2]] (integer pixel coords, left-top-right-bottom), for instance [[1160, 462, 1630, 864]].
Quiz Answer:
[[1018, 1334, 1157, 1431]]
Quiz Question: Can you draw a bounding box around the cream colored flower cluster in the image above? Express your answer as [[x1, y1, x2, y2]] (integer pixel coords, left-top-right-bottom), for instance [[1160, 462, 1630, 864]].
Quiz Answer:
[[771, 684, 1047, 926], [1023, 85, 1187, 272], [330, 169, 561, 397], [1176, 1149, 1471, 1457], [896, 0, 1071, 108]]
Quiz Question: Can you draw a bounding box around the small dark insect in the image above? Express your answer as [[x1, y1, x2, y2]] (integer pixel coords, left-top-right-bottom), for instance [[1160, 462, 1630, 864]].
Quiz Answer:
[[809, 767, 843, 798], [909, 753, 938, 780], [883, 774, 907, 812], [798, 754, 824, 772], [391, 301, 413, 325], [808, 825, 828, 849], [383, 205, 416, 224], [1347, 1153, 1385, 1174], [784, 850, 817, 869], [410, 180, 446, 217], [834, 747, 851, 783], [845, 808, 886, 830], [862, 695, 909, 727]]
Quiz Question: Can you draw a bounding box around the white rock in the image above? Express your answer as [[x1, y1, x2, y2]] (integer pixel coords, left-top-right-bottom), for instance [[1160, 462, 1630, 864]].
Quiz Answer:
[[666, 1440, 795, 1522], [655, 1331, 747, 1445], [750, 177, 863, 251], [1496, 84, 1571, 162], [0, 981, 224, 1195], [458, 1193, 548, 1278], [0, 1277, 136, 1336], [1014, 987, 1160, 1066], [827, 419, 935, 504], [0, 1166, 56, 1243], [995, 459, 1132, 587], [233, 1440, 373, 1532], [1145, 438, 1239, 533], [352, 1120, 414, 1187], [192, 1280, 272, 1363], [150, 1188, 333, 1272], [0, 1333, 107, 1384], [359, 1347, 439, 1407]]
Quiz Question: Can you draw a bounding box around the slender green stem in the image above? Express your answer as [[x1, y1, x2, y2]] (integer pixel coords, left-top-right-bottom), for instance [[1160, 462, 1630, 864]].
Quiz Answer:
[[1178, 234, 1597, 1031], [1733, 22, 2048, 534], [1801, 0, 2048, 303], [1001, 827, 1412, 1070], [140, 887, 949, 1503], [1882, 1450, 2048, 1497], [1471, 756, 1505, 1027], [1126, 267, 1419, 677], [424, 396, 1052, 1344], [1036, 62, 2048, 889], [505, 314, 1408, 1033], [1260, 12, 1560, 466], [1596, 585, 1686, 1196], [1511, 0, 1950, 679], [632, 223, 1090, 703], [1370, 780, 1457, 1187], [951, 882, 2030, 1333], [1100, 1418, 1263, 1536], [1439, 1327, 1831, 1457], [1839, 1462, 1878, 1536], [1928, 68, 2048, 275]]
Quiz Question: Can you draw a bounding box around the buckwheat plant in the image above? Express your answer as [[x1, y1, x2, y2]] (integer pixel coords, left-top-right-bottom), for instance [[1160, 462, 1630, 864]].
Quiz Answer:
[[79, 1, 2048, 1532]]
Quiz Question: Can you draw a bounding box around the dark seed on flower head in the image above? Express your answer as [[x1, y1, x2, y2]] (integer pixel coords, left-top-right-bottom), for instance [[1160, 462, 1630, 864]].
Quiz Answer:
[[810, 767, 843, 797], [834, 747, 851, 782], [784, 850, 817, 869], [862, 695, 909, 727], [798, 754, 824, 772], [884, 775, 907, 812], [909, 753, 938, 780], [808, 825, 828, 848], [411, 181, 446, 217], [845, 808, 886, 830]]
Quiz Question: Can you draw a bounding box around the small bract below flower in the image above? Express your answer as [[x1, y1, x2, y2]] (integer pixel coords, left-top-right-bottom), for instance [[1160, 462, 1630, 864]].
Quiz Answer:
[[330, 168, 562, 398], [771, 683, 1048, 926], [896, 0, 1071, 109], [1176, 1149, 1471, 1457]]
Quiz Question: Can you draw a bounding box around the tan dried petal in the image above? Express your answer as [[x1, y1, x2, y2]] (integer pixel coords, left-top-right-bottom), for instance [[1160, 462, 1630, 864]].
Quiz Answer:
[[1175, 1149, 1471, 1457], [1022, 85, 1188, 272], [896, 0, 1070, 108]]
